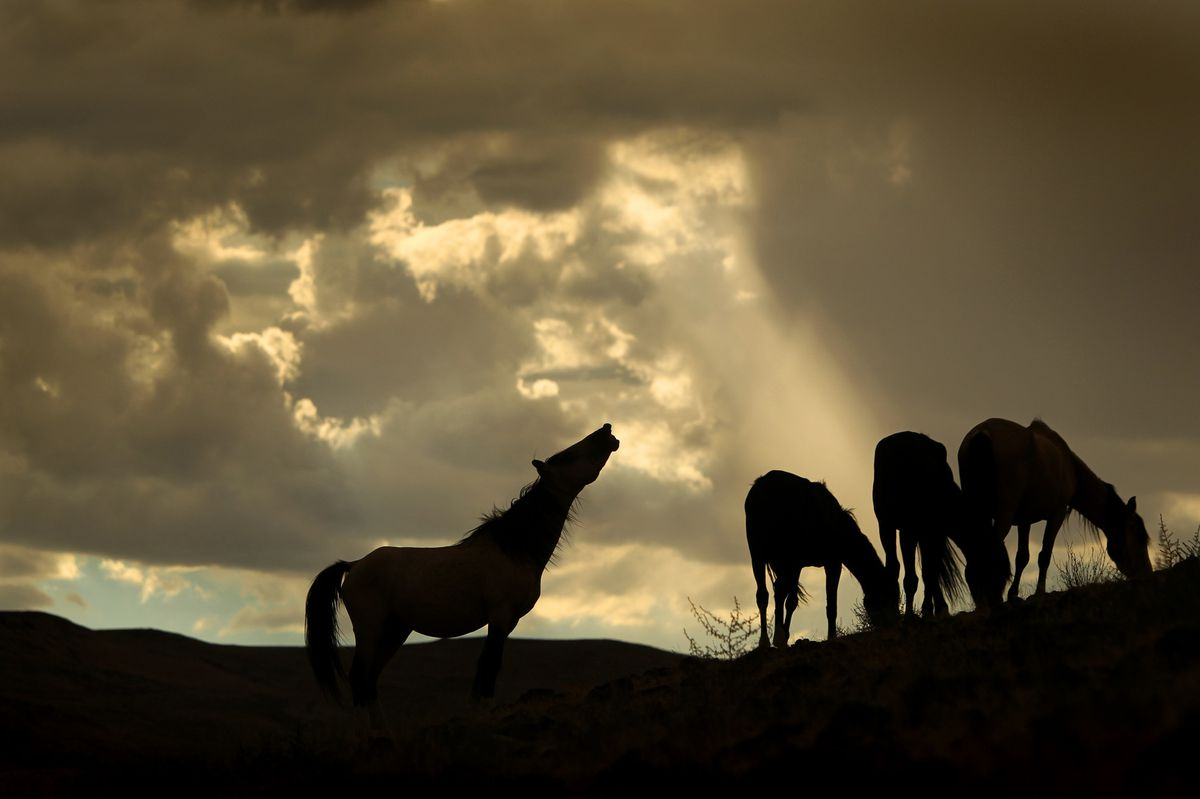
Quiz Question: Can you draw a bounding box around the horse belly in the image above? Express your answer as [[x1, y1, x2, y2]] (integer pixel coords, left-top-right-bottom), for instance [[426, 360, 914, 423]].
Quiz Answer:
[[391, 571, 493, 639], [409, 605, 489, 639]]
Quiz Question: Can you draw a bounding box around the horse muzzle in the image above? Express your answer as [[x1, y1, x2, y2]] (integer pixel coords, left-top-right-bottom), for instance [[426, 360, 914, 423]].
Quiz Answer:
[[598, 422, 619, 451]]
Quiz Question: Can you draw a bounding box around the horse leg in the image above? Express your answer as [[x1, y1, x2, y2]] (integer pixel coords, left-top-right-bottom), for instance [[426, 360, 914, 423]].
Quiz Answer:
[[878, 513, 900, 587], [773, 568, 800, 648], [900, 528, 919, 616], [825, 563, 841, 639], [349, 616, 410, 741], [1009, 522, 1031, 602], [471, 615, 518, 701], [930, 542, 950, 616], [1036, 511, 1068, 595], [752, 557, 770, 650]]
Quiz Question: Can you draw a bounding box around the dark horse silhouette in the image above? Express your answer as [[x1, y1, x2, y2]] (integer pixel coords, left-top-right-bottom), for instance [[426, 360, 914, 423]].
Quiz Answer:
[[305, 423, 619, 738], [873, 432, 967, 617], [747, 470, 898, 646], [873, 432, 1010, 615], [959, 417, 1152, 604]]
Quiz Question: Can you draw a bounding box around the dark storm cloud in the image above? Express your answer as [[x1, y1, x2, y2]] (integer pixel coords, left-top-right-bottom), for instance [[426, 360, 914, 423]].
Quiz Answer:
[[288, 242, 534, 418], [0, 584, 53, 609], [468, 138, 607, 213], [0, 546, 66, 580], [211, 260, 299, 298], [0, 252, 362, 570], [0, 0, 1197, 585], [739, 3, 1200, 472], [3, 0, 1196, 241], [194, 0, 389, 15], [0, 0, 811, 241]]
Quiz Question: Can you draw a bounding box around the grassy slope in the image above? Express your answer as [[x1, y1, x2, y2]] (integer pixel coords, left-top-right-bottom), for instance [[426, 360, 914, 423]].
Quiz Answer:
[[369, 558, 1198, 796], [3, 559, 1198, 796]]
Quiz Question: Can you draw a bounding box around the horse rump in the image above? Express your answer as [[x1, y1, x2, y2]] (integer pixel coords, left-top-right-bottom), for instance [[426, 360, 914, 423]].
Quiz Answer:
[[958, 429, 1012, 605]]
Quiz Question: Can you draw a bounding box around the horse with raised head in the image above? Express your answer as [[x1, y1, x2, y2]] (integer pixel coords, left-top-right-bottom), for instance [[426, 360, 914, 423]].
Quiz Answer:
[[305, 422, 619, 736], [746, 470, 899, 646], [958, 417, 1152, 604]]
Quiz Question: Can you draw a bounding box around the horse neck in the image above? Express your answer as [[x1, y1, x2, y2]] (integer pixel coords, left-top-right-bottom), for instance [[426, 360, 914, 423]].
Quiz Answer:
[[1066, 453, 1117, 529], [840, 519, 888, 595], [515, 482, 576, 568]]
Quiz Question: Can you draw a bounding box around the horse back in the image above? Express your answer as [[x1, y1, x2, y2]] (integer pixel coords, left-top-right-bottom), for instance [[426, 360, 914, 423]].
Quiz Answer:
[[340, 543, 542, 639], [960, 418, 1076, 523], [746, 470, 846, 567], [873, 432, 958, 527]]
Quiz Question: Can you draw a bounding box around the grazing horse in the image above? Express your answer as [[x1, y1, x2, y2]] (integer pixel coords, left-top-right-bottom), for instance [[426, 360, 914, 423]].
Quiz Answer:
[[958, 418, 1152, 604], [305, 423, 619, 736], [873, 432, 1010, 614], [873, 432, 967, 617], [746, 470, 898, 646]]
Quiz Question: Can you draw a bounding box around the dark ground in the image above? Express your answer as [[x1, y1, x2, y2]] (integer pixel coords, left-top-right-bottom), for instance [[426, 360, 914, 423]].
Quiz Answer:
[[2, 559, 1198, 797]]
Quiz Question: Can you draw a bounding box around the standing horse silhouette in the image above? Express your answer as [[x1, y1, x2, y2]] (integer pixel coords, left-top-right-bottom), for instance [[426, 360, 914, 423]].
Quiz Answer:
[[958, 418, 1152, 604], [746, 470, 898, 646], [873, 432, 967, 617], [305, 423, 619, 735], [873, 432, 1011, 615]]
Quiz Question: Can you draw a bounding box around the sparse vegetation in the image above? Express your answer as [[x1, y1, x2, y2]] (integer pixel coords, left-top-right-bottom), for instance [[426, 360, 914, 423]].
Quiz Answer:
[[1055, 542, 1121, 590], [1155, 516, 1200, 570], [833, 599, 879, 638], [683, 596, 756, 660], [850, 599, 874, 633]]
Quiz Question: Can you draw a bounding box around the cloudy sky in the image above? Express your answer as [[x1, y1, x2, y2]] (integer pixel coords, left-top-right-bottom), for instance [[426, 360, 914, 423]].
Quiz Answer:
[[1, 0, 1197, 651]]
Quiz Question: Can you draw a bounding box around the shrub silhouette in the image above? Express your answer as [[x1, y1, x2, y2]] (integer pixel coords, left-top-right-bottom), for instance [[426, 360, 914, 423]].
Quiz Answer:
[[1155, 516, 1200, 569], [1055, 543, 1121, 590], [683, 597, 756, 660]]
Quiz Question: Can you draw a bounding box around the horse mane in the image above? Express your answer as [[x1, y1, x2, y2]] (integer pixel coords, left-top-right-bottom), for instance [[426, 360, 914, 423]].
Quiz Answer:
[[1030, 417, 1081, 458], [1067, 507, 1103, 541], [1067, 481, 1125, 542], [460, 479, 578, 566]]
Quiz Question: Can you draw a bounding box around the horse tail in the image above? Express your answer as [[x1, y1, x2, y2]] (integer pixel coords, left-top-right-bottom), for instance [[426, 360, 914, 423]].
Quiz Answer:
[[924, 530, 966, 606], [305, 560, 353, 701]]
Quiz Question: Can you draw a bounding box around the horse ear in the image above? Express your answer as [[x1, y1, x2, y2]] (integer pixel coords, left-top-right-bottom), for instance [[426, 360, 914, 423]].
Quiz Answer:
[[532, 459, 545, 474], [1127, 496, 1137, 512]]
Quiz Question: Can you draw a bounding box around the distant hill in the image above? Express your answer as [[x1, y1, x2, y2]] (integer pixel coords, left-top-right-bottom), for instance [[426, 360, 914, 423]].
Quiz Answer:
[[4, 559, 1199, 796], [0, 613, 681, 781]]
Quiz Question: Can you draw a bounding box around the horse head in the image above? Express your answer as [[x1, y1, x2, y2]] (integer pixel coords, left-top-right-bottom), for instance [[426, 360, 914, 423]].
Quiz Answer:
[[533, 423, 620, 498], [1102, 492, 1152, 579]]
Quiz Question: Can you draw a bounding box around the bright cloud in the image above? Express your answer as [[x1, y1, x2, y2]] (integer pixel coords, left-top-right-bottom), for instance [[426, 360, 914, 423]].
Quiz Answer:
[[100, 559, 197, 603]]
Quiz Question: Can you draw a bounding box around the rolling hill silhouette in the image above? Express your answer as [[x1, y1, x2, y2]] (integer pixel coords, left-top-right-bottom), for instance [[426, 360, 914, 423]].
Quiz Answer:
[[3, 559, 1198, 796]]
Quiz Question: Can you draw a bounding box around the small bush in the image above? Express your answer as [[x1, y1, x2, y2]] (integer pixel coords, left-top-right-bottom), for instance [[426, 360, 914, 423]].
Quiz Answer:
[[850, 599, 874, 634], [1055, 543, 1121, 590], [683, 596, 756, 660], [1155, 516, 1200, 570]]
